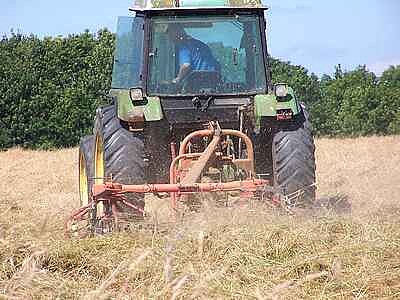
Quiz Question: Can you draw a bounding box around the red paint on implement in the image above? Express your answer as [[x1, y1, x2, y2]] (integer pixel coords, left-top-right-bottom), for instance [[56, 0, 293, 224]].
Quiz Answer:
[[65, 122, 275, 237], [93, 179, 268, 196]]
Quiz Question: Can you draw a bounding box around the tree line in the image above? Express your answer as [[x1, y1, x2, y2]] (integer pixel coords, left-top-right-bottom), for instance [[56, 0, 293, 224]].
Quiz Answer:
[[0, 31, 399, 149]]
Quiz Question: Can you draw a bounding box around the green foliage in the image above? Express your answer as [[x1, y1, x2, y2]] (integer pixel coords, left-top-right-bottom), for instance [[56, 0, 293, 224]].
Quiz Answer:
[[0, 30, 114, 149], [270, 57, 322, 105], [380, 65, 400, 88], [270, 59, 400, 136], [0, 121, 10, 150], [0, 31, 399, 150], [311, 65, 400, 136]]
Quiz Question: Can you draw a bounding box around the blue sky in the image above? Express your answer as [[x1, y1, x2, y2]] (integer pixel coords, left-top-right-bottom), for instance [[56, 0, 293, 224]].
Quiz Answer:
[[1, 0, 399, 76]]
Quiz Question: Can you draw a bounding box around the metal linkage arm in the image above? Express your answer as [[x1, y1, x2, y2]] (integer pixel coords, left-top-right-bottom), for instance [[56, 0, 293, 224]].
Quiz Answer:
[[93, 179, 269, 198]]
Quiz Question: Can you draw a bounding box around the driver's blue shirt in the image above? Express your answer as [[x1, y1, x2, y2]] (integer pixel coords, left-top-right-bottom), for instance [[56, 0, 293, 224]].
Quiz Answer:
[[177, 37, 220, 71]]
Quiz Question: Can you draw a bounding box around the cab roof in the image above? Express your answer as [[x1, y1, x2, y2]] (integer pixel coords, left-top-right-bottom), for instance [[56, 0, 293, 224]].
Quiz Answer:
[[129, 0, 267, 12]]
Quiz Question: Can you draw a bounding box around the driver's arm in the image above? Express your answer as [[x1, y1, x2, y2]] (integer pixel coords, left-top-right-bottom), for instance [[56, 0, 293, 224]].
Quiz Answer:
[[173, 63, 191, 83], [173, 46, 192, 83]]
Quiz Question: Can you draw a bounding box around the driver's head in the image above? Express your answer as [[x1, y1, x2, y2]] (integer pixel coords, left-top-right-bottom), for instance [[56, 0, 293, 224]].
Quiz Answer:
[[167, 23, 186, 41]]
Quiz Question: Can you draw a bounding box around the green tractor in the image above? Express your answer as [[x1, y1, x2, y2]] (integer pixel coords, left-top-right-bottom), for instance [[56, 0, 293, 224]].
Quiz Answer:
[[76, 0, 316, 230]]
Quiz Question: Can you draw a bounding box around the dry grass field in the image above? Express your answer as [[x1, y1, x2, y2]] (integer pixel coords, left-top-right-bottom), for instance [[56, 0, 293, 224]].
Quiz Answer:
[[0, 136, 400, 299]]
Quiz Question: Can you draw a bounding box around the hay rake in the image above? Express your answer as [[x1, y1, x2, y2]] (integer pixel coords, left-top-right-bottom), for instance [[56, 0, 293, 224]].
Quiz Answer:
[[65, 122, 284, 237]]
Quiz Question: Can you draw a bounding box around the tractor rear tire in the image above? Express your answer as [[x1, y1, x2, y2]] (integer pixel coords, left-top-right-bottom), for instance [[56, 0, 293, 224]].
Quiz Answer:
[[272, 104, 316, 207], [79, 135, 94, 206], [93, 104, 145, 218]]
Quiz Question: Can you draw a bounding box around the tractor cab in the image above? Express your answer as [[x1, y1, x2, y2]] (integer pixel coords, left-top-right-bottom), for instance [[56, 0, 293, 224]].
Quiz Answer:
[[110, 0, 283, 128], [113, 0, 270, 97], [147, 10, 268, 96]]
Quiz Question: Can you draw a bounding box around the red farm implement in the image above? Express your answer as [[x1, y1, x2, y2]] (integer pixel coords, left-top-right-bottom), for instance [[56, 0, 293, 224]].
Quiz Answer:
[[65, 122, 284, 237]]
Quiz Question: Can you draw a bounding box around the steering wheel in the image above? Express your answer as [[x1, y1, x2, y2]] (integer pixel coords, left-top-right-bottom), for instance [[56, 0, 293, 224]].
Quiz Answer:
[[181, 71, 221, 94]]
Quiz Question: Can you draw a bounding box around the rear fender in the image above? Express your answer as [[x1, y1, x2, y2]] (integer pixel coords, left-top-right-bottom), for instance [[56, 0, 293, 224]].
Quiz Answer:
[[110, 89, 163, 122]]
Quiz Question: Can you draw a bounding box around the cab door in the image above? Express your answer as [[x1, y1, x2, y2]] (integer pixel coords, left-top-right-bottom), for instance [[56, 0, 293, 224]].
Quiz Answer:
[[111, 15, 145, 89]]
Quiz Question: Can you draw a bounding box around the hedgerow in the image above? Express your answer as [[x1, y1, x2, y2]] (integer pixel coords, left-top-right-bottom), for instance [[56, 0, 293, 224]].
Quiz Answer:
[[0, 30, 114, 149], [0, 32, 399, 149]]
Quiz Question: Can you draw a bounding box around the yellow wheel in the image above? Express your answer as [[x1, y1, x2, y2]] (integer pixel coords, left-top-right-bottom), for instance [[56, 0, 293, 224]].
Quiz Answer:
[[79, 151, 89, 206], [93, 133, 105, 217], [94, 134, 104, 186], [77, 136, 95, 236], [78, 136, 94, 206]]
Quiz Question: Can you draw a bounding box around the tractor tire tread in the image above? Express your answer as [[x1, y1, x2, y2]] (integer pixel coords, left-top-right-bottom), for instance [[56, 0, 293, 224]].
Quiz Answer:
[[272, 105, 316, 206], [94, 105, 145, 214]]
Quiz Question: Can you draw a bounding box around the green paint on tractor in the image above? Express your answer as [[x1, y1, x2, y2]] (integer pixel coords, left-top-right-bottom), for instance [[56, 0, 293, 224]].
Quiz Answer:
[[254, 86, 300, 128]]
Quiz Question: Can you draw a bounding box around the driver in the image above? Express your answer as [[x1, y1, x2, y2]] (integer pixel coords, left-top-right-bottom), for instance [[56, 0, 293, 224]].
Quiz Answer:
[[167, 24, 220, 84]]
